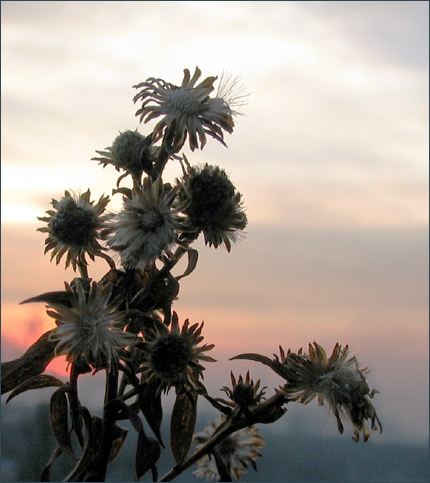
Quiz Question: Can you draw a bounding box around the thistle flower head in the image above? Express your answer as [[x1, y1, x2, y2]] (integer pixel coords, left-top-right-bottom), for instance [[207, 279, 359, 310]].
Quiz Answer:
[[139, 312, 215, 393], [133, 67, 244, 152], [92, 130, 156, 184], [193, 414, 264, 481], [47, 280, 135, 370], [106, 177, 185, 270], [177, 158, 247, 251], [37, 190, 112, 271], [279, 342, 382, 442], [221, 371, 266, 408]]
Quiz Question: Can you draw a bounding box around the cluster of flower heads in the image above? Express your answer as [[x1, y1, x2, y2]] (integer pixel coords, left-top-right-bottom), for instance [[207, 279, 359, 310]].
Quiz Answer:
[[37, 169, 247, 275], [38, 65, 248, 274], [278, 342, 382, 442], [34, 67, 248, 389], [193, 414, 264, 481], [24, 66, 383, 482]]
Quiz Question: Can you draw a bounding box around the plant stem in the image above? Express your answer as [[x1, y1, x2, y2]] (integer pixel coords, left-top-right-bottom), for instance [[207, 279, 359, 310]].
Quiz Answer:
[[69, 363, 84, 449], [88, 364, 119, 481], [159, 418, 236, 482], [158, 392, 288, 482]]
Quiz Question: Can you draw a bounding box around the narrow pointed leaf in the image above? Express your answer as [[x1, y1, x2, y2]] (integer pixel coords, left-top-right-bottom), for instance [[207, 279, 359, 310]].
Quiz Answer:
[[92, 415, 129, 464], [230, 353, 290, 379], [176, 248, 198, 280], [139, 382, 164, 447], [20, 291, 71, 307], [170, 391, 197, 463], [112, 187, 133, 199], [6, 374, 64, 403], [63, 407, 95, 481], [40, 446, 63, 482], [1, 330, 57, 395], [135, 427, 161, 481], [50, 385, 76, 460], [115, 400, 142, 433], [109, 424, 128, 464]]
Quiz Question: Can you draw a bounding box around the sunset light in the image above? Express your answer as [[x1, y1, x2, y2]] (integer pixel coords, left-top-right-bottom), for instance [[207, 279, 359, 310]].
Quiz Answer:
[[1, 2, 428, 482]]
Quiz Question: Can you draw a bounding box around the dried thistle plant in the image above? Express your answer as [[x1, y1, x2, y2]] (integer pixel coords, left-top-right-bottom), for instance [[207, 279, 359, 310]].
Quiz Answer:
[[1, 66, 381, 482]]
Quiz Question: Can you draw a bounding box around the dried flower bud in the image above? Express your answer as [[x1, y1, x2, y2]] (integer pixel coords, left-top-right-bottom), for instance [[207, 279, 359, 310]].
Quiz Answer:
[[221, 371, 266, 408], [177, 159, 247, 251], [37, 190, 113, 271], [140, 312, 215, 394], [93, 130, 155, 183]]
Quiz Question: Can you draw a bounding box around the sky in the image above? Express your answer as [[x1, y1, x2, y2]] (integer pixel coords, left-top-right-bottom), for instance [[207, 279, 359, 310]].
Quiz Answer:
[[1, 0, 429, 448]]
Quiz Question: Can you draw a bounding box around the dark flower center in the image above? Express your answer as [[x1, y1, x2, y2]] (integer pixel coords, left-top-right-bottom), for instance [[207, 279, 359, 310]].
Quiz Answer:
[[217, 436, 236, 456], [232, 383, 257, 406], [51, 202, 97, 247], [141, 209, 165, 232], [76, 314, 94, 337], [150, 334, 191, 379], [187, 166, 236, 228]]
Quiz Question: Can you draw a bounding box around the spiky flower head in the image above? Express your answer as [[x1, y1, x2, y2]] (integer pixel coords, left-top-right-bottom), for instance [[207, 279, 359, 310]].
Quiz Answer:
[[139, 312, 215, 394], [193, 414, 264, 481], [177, 158, 247, 251], [278, 342, 382, 442], [92, 130, 156, 185], [47, 280, 135, 370], [220, 371, 266, 408], [106, 177, 185, 271], [133, 67, 244, 152], [37, 189, 113, 271]]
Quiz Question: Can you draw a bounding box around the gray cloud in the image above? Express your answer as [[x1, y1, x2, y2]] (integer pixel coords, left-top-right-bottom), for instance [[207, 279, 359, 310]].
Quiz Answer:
[[301, 1, 429, 69]]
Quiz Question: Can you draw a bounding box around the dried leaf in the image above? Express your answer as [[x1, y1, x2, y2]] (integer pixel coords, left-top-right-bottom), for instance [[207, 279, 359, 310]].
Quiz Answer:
[[135, 427, 161, 481], [119, 401, 143, 433], [63, 407, 95, 481], [176, 248, 198, 280], [49, 385, 76, 460], [92, 415, 128, 464], [40, 446, 63, 482], [139, 382, 164, 447], [20, 291, 72, 307], [112, 186, 133, 199], [170, 391, 198, 463], [6, 374, 64, 403], [230, 353, 290, 380], [1, 330, 57, 395], [109, 424, 128, 464]]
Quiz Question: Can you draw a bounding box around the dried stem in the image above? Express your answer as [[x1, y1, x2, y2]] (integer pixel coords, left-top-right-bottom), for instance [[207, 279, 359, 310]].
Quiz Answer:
[[88, 364, 119, 481], [158, 392, 288, 482]]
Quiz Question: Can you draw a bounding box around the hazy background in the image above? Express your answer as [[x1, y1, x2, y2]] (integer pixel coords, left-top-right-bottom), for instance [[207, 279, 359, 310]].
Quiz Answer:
[[1, 0, 429, 457]]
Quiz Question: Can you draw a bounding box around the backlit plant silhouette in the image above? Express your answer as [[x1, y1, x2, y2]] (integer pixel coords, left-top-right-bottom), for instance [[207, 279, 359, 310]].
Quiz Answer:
[[1, 67, 382, 482]]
